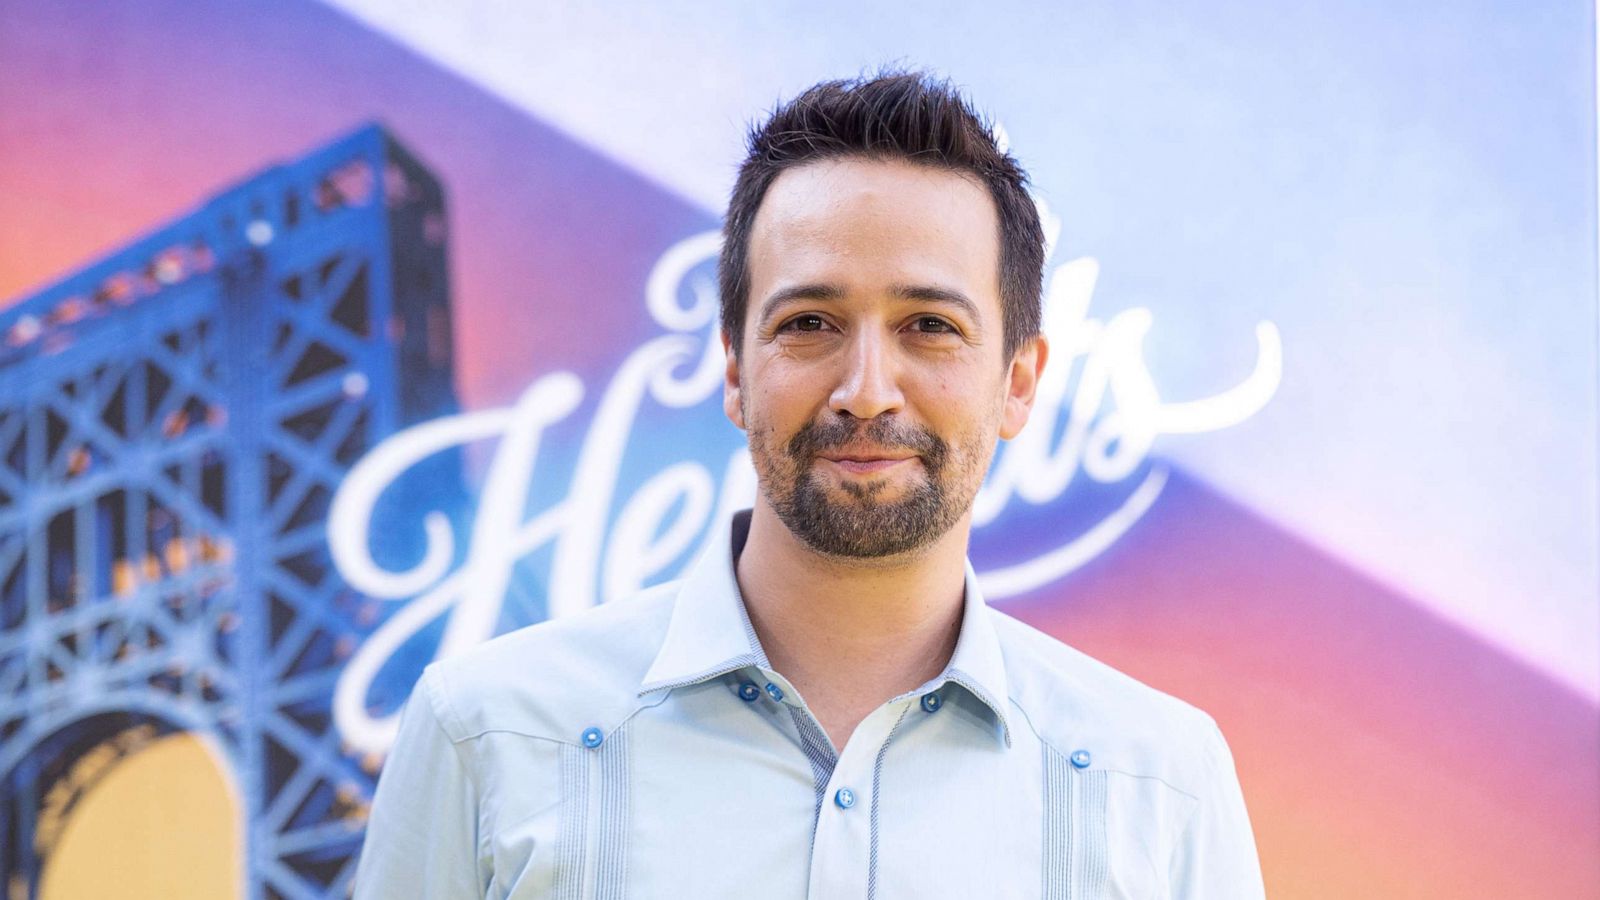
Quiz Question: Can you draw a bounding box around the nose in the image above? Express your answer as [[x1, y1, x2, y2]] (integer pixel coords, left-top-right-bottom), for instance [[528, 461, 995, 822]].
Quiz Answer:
[[829, 327, 904, 420]]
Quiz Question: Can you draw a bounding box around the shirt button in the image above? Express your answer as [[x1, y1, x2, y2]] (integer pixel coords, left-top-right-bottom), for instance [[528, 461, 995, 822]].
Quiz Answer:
[[738, 681, 761, 702], [1069, 749, 1091, 768], [581, 727, 604, 749], [834, 787, 857, 809], [920, 692, 942, 713], [765, 682, 784, 703]]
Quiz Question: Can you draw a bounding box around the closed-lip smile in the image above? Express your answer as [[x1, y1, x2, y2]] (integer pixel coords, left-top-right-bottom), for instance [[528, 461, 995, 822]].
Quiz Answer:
[[817, 449, 918, 473]]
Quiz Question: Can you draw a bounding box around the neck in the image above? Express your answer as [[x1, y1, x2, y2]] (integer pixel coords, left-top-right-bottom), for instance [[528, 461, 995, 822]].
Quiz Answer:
[[734, 500, 971, 751]]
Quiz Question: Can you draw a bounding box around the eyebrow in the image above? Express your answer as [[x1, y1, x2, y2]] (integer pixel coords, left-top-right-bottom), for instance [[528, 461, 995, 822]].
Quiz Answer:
[[756, 282, 983, 330]]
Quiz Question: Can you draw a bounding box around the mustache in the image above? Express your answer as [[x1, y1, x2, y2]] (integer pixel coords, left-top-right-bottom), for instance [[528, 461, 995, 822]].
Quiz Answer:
[[786, 416, 948, 467]]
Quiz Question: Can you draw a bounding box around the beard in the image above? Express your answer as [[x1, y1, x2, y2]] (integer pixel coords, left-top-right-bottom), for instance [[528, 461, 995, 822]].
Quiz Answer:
[[748, 412, 985, 559]]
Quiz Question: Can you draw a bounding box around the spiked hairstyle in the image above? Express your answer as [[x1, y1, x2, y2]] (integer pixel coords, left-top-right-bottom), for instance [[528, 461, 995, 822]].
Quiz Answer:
[[718, 71, 1047, 361]]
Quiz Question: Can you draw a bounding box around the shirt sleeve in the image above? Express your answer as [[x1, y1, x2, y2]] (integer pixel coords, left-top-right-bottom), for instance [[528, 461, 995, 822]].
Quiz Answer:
[[353, 665, 487, 899], [1167, 717, 1266, 899]]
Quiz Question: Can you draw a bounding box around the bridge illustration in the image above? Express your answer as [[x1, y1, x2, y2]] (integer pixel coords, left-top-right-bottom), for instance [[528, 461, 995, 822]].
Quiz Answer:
[[0, 125, 467, 899]]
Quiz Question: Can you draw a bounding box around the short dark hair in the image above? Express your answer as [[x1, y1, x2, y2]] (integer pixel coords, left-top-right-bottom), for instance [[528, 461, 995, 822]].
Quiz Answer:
[[719, 71, 1046, 361]]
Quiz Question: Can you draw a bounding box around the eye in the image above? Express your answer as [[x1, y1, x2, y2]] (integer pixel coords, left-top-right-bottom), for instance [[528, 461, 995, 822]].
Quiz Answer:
[[779, 314, 829, 333], [910, 315, 958, 334]]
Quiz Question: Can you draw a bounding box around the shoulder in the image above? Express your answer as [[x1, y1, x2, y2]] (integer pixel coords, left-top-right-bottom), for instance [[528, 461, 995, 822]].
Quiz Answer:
[[419, 580, 680, 746], [990, 607, 1228, 798]]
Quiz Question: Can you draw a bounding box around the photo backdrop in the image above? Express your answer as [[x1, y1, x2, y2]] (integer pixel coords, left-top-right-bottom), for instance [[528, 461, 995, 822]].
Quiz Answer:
[[1, 1, 1596, 897]]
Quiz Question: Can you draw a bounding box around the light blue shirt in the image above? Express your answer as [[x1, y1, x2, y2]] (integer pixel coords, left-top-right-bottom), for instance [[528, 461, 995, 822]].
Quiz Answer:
[[354, 510, 1265, 898]]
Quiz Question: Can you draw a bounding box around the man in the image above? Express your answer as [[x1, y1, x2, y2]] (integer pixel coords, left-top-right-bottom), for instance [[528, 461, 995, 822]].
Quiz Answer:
[[355, 72, 1265, 898]]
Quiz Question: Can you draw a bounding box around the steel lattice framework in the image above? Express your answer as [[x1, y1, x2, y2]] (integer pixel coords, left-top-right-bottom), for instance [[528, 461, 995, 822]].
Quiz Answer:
[[0, 125, 466, 899]]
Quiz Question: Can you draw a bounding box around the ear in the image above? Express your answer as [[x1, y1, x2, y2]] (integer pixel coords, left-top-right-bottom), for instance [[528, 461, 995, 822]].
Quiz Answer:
[[722, 328, 746, 430], [999, 333, 1048, 440]]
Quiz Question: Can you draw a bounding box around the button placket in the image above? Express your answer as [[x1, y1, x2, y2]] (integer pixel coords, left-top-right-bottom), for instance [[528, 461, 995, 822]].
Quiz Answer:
[[806, 696, 915, 900]]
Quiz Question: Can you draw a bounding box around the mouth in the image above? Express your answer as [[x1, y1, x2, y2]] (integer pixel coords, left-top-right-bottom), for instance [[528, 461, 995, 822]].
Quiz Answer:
[[816, 450, 919, 475]]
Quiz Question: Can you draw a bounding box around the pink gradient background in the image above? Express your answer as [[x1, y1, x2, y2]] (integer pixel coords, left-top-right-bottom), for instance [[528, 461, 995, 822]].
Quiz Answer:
[[2, 1, 1595, 896]]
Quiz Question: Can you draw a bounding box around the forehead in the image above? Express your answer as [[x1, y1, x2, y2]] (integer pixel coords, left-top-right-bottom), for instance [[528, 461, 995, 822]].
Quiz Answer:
[[747, 157, 1002, 314]]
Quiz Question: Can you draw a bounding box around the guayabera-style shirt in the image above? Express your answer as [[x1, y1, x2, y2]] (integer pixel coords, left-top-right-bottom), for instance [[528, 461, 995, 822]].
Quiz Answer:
[[354, 510, 1265, 899]]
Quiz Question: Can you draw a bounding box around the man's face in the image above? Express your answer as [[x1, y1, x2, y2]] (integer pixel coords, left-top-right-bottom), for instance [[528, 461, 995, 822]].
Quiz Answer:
[[724, 157, 1046, 559]]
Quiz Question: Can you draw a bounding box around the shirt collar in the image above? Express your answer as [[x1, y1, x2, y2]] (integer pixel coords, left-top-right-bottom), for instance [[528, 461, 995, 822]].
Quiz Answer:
[[639, 509, 1013, 748], [943, 558, 1015, 748], [638, 510, 772, 694]]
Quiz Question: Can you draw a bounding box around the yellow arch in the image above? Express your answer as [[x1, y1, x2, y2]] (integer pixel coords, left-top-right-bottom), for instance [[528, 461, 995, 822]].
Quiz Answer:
[[39, 730, 242, 899]]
